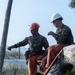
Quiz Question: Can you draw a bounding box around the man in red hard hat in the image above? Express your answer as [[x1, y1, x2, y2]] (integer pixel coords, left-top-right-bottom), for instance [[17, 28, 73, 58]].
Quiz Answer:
[[8, 22, 49, 75], [30, 22, 40, 30]]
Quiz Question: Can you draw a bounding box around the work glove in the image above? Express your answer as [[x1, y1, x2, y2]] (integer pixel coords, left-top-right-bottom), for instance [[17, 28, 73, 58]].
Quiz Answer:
[[37, 51, 47, 60], [8, 46, 12, 51], [8, 44, 17, 51], [37, 55, 44, 60], [24, 51, 30, 60], [47, 31, 55, 36]]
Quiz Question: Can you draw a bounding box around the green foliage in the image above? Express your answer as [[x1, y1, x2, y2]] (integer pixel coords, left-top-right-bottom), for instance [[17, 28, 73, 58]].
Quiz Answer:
[[64, 68, 75, 75]]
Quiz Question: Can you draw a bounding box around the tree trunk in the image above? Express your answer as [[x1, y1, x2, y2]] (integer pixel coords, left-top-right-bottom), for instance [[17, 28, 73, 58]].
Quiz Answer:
[[0, 0, 13, 72]]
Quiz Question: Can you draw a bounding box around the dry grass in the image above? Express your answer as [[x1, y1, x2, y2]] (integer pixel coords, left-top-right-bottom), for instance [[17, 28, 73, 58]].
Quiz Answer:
[[5, 51, 23, 59], [1, 64, 28, 75]]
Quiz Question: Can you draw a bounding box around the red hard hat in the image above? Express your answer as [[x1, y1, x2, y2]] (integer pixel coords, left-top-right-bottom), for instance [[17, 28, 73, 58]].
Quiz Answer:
[[30, 22, 40, 30]]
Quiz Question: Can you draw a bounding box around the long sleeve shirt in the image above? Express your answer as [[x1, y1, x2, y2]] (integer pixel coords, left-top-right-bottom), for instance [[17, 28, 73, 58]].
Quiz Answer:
[[51, 24, 74, 45], [13, 34, 49, 54]]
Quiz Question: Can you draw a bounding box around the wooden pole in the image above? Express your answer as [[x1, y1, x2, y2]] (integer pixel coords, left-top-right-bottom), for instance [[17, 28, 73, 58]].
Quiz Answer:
[[0, 0, 13, 72], [44, 50, 63, 75], [18, 47, 20, 59]]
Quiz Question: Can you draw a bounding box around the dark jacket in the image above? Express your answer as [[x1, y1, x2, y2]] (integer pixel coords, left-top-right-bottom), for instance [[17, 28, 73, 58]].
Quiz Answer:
[[13, 34, 49, 54], [51, 24, 74, 45]]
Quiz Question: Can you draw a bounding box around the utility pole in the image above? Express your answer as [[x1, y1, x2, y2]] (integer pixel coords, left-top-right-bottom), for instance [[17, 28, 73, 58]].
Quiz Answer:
[[0, 0, 13, 73]]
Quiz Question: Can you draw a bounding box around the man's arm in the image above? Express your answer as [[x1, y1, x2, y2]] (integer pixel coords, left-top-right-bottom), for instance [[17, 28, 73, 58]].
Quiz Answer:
[[42, 37, 49, 56], [48, 27, 73, 44], [8, 37, 28, 50]]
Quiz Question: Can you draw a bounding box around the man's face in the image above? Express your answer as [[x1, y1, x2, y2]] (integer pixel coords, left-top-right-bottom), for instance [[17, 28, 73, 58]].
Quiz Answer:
[[30, 28, 38, 35], [53, 20, 60, 28]]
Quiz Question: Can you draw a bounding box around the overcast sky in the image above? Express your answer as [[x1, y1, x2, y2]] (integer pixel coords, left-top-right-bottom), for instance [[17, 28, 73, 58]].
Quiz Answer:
[[0, 0, 75, 48]]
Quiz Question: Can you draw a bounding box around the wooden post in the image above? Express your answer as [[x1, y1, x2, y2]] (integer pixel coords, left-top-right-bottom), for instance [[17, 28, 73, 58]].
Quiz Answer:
[[0, 0, 13, 72], [18, 47, 20, 59], [44, 50, 63, 75]]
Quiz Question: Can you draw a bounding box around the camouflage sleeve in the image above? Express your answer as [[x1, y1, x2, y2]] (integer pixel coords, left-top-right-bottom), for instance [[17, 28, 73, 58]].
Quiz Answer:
[[52, 27, 72, 43], [42, 37, 49, 49], [13, 37, 28, 48], [41, 37, 49, 56]]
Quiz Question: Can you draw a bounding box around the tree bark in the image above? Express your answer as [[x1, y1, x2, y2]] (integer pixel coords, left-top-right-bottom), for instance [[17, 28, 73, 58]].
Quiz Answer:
[[0, 0, 13, 72]]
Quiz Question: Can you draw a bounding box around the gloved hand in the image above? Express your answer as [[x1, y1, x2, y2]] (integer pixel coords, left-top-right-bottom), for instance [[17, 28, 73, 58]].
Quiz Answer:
[[37, 55, 45, 60], [8, 44, 17, 51], [8, 45, 15, 51], [47, 31, 55, 36], [8, 46, 12, 51], [24, 51, 30, 60]]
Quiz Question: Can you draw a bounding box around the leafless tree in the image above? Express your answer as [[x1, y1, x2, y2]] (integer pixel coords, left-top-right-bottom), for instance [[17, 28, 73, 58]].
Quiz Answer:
[[69, 0, 75, 8]]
